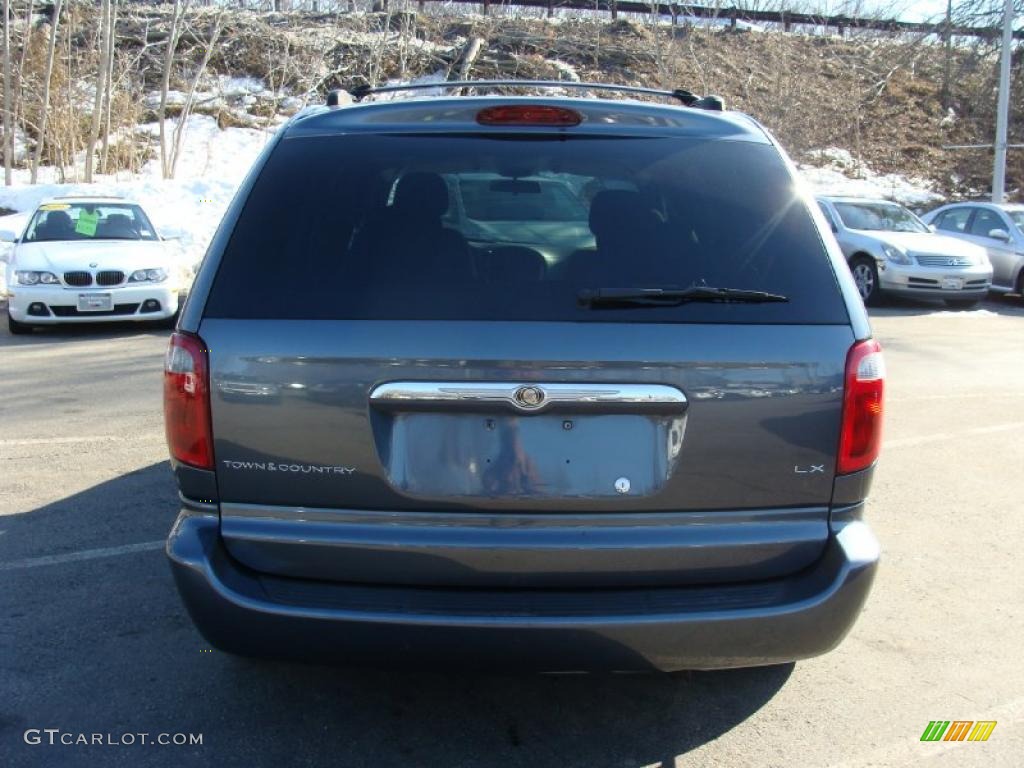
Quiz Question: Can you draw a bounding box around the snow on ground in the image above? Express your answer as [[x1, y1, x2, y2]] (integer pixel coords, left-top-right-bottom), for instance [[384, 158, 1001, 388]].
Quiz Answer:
[[799, 147, 944, 208], [372, 70, 450, 100], [0, 115, 275, 281], [548, 60, 581, 82], [142, 76, 292, 113]]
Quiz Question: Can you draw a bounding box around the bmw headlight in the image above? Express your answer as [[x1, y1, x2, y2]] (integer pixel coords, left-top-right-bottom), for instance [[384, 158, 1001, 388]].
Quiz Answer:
[[15, 270, 59, 285], [881, 244, 912, 265], [128, 268, 168, 283]]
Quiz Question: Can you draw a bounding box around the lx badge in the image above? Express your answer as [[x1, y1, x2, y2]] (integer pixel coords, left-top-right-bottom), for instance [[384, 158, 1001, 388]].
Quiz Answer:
[[794, 464, 825, 474]]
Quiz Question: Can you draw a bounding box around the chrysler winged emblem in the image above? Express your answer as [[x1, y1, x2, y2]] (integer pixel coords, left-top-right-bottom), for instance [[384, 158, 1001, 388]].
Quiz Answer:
[[513, 385, 545, 409]]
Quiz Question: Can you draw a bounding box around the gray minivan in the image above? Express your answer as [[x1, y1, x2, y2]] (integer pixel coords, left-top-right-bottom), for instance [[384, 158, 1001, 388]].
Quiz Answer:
[[164, 81, 883, 672]]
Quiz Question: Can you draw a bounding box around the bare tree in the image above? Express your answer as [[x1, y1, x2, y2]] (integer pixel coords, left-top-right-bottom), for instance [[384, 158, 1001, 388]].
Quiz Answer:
[[169, 11, 224, 178], [31, 0, 63, 183], [85, 0, 112, 182], [100, 0, 120, 174], [2, 0, 13, 185], [11, 0, 35, 177], [159, 0, 193, 179]]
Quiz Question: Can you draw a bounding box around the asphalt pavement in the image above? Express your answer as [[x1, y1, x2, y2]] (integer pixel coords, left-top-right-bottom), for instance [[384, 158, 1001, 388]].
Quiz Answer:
[[1, 296, 1022, 767]]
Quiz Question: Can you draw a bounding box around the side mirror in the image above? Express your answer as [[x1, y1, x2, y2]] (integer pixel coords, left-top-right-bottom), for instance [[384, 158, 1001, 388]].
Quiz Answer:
[[0, 229, 18, 242], [928, 224, 937, 233], [988, 228, 1011, 242]]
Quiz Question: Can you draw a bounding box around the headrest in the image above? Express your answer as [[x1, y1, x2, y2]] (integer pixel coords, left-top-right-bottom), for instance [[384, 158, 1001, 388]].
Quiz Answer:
[[392, 173, 449, 219], [46, 210, 73, 229], [588, 190, 653, 241]]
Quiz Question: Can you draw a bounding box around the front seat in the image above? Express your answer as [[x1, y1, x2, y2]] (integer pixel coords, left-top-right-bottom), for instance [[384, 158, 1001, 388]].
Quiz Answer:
[[37, 210, 76, 241], [98, 213, 137, 239], [355, 172, 473, 284], [568, 190, 674, 287]]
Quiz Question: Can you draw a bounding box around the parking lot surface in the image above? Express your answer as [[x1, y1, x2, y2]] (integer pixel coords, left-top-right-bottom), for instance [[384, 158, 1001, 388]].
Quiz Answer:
[[2, 297, 1023, 768]]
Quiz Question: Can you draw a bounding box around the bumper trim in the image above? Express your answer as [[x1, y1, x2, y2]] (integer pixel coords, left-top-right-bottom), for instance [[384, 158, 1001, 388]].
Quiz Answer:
[[220, 503, 830, 588], [7, 285, 180, 323], [167, 512, 879, 671]]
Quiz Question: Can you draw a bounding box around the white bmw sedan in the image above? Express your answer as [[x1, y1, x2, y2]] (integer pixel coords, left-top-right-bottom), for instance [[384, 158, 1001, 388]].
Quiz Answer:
[[1, 197, 186, 334]]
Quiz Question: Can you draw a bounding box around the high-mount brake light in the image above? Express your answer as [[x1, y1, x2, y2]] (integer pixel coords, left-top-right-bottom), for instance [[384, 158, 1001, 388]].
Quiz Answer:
[[837, 339, 885, 475], [164, 332, 214, 470], [476, 105, 582, 127]]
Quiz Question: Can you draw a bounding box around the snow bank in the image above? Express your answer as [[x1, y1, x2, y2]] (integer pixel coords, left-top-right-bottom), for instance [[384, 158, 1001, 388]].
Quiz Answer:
[[0, 115, 274, 274], [372, 70, 450, 100], [799, 147, 944, 209]]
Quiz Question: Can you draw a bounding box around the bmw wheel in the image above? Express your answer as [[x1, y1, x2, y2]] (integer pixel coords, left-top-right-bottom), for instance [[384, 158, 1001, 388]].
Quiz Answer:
[[7, 313, 32, 335], [850, 257, 881, 306]]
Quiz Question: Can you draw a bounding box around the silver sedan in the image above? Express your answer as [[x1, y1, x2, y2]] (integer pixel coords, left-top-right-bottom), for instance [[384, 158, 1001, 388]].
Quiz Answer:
[[817, 197, 992, 308], [922, 201, 1024, 298]]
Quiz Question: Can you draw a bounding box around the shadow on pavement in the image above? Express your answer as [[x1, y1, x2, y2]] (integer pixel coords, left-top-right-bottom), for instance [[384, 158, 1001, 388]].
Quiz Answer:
[[2, 463, 793, 768], [0, 307, 173, 347], [867, 293, 1024, 318]]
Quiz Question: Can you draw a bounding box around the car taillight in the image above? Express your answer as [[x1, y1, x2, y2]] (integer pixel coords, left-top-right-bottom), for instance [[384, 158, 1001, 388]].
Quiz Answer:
[[476, 105, 582, 127], [838, 339, 885, 475], [164, 331, 213, 470]]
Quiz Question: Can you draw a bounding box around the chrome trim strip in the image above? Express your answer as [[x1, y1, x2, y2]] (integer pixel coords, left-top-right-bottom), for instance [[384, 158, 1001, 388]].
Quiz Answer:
[[369, 381, 688, 413], [222, 502, 823, 529]]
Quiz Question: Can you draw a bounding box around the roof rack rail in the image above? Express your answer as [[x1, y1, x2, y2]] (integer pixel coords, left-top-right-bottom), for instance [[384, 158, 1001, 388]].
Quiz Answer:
[[333, 80, 724, 111]]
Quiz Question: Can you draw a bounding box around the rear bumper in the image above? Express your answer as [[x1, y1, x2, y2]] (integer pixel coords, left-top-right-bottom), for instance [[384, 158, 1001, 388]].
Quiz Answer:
[[167, 511, 879, 672]]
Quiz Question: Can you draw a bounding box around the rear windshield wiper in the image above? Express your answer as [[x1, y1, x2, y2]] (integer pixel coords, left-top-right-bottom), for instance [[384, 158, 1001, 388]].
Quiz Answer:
[[578, 286, 789, 308]]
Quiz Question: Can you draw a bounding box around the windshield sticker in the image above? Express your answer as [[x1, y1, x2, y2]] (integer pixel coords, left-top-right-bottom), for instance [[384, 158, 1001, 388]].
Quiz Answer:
[[75, 209, 99, 236], [39, 203, 70, 211]]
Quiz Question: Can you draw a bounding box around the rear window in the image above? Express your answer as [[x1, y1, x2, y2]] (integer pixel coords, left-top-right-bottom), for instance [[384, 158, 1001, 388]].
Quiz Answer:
[[205, 133, 847, 324]]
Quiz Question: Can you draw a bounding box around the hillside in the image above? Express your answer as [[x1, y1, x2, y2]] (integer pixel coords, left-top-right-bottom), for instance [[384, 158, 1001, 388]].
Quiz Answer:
[[2, 6, 1021, 199]]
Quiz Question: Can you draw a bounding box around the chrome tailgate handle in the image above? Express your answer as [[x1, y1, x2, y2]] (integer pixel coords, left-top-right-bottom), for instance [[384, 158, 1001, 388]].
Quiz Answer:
[[369, 382, 688, 414]]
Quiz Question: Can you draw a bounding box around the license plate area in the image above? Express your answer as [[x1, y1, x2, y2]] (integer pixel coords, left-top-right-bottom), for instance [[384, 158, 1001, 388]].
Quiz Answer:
[[941, 277, 965, 290], [77, 292, 113, 311], [380, 413, 685, 500]]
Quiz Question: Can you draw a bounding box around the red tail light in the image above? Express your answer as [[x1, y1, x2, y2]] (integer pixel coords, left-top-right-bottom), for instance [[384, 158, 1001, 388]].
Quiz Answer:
[[476, 105, 582, 127], [164, 332, 214, 470], [838, 339, 885, 475]]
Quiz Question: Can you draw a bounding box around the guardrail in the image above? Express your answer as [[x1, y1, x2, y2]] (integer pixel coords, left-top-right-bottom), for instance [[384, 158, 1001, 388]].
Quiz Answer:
[[398, 0, 1024, 40]]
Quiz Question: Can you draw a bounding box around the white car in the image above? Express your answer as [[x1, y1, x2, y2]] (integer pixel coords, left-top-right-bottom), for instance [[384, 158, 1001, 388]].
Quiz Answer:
[[921, 202, 1024, 298], [1, 196, 186, 334], [816, 197, 992, 307]]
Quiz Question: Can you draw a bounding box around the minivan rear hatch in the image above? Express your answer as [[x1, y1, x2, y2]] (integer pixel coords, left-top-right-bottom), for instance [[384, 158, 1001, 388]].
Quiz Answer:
[[197, 124, 852, 587]]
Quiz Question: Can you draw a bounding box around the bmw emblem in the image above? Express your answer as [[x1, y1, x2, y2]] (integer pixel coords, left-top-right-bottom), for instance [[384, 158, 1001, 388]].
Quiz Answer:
[[514, 385, 545, 409], [89, 262, 98, 268]]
